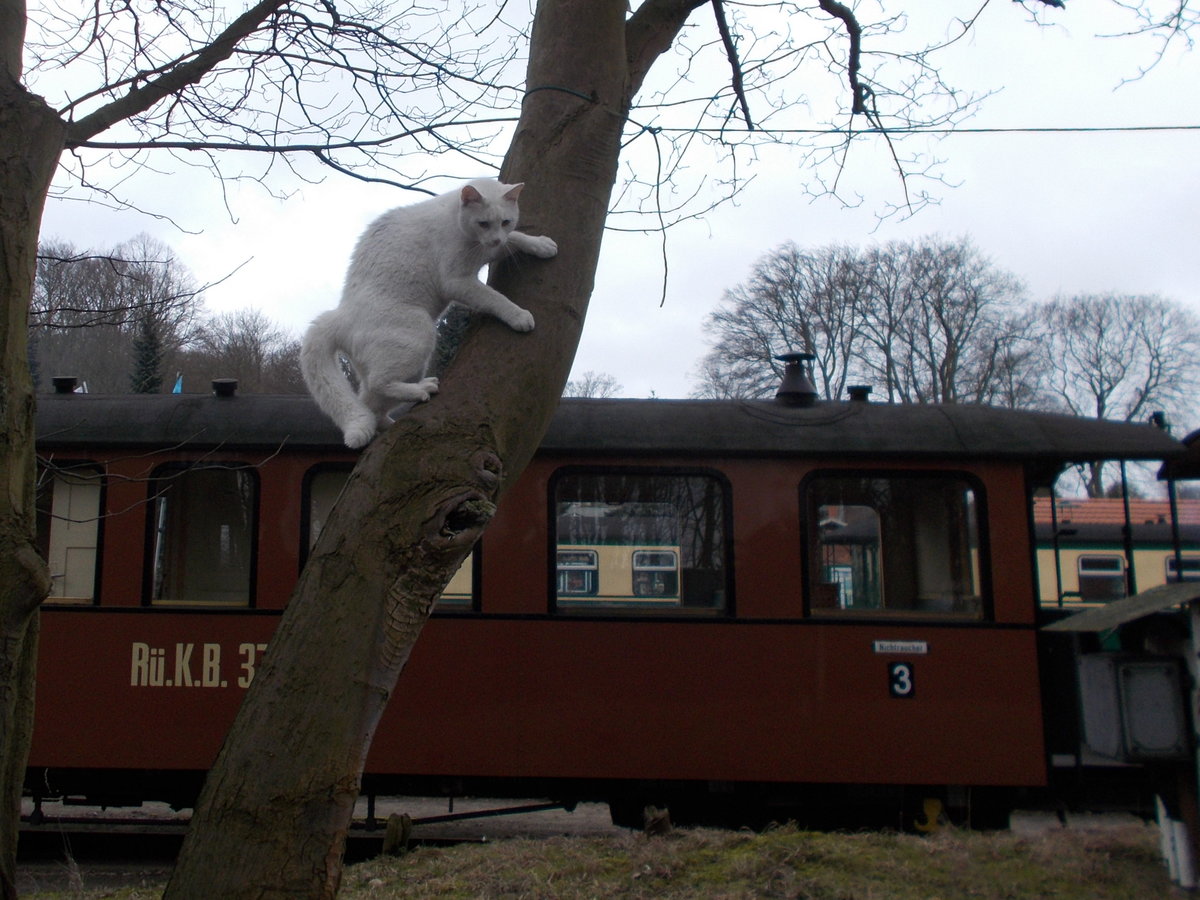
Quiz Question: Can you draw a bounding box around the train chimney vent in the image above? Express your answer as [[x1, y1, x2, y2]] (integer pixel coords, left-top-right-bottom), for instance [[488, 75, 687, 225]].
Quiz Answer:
[[51, 376, 79, 394], [212, 378, 239, 398], [774, 352, 819, 408], [847, 385, 872, 403]]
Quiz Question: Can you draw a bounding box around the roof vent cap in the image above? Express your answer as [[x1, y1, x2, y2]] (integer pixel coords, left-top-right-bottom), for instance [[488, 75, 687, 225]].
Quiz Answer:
[[212, 378, 238, 398], [51, 376, 78, 394], [847, 385, 872, 403], [774, 352, 819, 408]]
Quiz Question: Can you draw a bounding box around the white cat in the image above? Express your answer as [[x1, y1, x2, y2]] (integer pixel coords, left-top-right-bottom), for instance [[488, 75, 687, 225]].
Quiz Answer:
[[300, 179, 557, 448]]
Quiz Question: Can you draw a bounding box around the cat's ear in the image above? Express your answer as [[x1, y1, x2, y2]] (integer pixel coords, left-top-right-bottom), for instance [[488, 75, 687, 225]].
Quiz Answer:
[[461, 184, 484, 206], [503, 183, 525, 202]]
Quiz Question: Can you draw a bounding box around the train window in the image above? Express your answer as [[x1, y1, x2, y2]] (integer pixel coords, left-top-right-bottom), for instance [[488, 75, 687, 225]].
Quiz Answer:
[[306, 468, 350, 551], [805, 474, 984, 618], [632, 550, 680, 598], [1077, 555, 1126, 602], [1166, 556, 1200, 583], [147, 465, 257, 606], [557, 550, 599, 596], [304, 466, 475, 610], [35, 465, 102, 605], [551, 470, 729, 613]]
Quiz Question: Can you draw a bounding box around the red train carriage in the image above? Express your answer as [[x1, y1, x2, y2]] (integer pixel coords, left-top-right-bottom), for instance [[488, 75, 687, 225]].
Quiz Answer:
[[27, 385, 1185, 827]]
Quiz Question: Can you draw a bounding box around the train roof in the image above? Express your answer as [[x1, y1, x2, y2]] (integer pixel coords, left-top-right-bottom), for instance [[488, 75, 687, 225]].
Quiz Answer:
[[34, 391, 1184, 465], [1159, 429, 1200, 480], [1033, 521, 1200, 544]]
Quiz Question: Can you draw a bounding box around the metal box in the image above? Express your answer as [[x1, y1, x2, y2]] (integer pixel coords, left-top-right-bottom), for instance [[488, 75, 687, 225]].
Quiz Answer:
[[1077, 654, 1190, 763]]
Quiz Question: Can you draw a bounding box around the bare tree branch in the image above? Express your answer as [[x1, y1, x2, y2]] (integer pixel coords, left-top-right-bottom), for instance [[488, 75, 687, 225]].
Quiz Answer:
[[817, 0, 867, 115], [710, 0, 754, 130], [63, 1, 290, 144]]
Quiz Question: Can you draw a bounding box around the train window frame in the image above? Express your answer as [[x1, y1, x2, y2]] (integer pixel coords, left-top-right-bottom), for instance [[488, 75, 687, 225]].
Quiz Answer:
[[1166, 555, 1200, 583], [631, 549, 680, 598], [300, 463, 354, 568], [142, 462, 260, 608], [1076, 554, 1127, 602], [800, 469, 992, 621], [36, 461, 105, 606], [548, 466, 734, 617], [300, 463, 480, 613], [557, 549, 599, 596]]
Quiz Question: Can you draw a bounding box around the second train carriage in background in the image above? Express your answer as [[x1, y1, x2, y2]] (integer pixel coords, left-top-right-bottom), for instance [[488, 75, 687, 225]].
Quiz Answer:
[[27, 380, 1194, 828], [1033, 496, 1200, 608]]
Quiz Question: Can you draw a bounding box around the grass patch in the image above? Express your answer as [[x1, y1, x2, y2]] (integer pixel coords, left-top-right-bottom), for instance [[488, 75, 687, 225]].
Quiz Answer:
[[342, 823, 1172, 899], [19, 824, 1173, 898]]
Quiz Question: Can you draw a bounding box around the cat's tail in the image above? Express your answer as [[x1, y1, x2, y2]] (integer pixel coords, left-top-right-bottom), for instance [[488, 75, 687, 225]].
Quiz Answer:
[[300, 312, 377, 449]]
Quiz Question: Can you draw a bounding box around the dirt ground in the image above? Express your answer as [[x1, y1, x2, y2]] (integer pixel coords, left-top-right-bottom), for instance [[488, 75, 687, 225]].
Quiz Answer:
[[16, 796, 621, 894], [15, 797, 1146, 895]]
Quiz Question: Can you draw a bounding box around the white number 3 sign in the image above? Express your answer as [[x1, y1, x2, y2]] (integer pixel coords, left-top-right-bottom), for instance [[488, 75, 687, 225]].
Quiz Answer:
[[888, 661, 915, 698]]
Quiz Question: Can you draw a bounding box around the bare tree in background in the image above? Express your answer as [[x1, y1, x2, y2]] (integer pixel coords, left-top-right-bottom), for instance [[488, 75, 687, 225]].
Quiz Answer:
[[970, 311, 1045, 410], [699, 251, 1200, 500], [564, 371, 624, 398], [184, 308, 304, 393], [696, 241, 871, 399], [30, 235, 204, 392], [696, 237, 1028, 404], [884, 236, 1027, 404], [1033, 293, 1200, 495], [29, 239, 129, 390], [32, 239, 305, 393]]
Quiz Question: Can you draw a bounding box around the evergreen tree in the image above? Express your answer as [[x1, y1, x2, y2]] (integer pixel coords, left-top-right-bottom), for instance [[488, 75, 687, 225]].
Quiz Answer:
[[130, 318, 163, 393]]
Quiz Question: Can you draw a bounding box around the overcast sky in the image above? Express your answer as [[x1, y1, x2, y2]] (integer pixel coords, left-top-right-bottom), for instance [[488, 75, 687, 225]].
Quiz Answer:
[[36, 2, 1200, 400]]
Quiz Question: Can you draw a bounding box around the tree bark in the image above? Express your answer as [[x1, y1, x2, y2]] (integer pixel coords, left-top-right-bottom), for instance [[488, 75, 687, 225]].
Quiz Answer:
[[165, 1, 704, 896], [3, 5, 340, 891], [0, 70, 65, 899]]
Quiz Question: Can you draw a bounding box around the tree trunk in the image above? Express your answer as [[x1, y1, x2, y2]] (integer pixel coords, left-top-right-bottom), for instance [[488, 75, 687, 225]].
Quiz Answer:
[[0, 72, 65, 899], [165, 1, 702, 896]]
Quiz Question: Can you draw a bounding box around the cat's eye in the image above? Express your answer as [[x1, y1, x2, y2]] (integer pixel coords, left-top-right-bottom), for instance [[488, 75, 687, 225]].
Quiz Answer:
[[501, 219, 512, 227], [477, 220, 492, 229]]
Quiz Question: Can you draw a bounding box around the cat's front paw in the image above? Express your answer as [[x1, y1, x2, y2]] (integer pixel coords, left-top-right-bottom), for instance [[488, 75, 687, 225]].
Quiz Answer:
[[418, 376, 440, 398], [524, 235, 557, 259], [507, 308, 535, 332]]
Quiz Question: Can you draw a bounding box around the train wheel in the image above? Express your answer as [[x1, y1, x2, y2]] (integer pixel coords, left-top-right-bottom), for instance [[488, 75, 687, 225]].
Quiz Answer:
[[607, 798, 648, 830], [965, 791, 1012, 831]]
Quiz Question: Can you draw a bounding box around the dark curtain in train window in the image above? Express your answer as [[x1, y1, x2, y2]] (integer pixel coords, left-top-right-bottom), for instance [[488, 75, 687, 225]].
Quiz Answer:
[[150, 467, 255, 605], [807, 475, 982, 617], [554, 473, 727, 610]]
